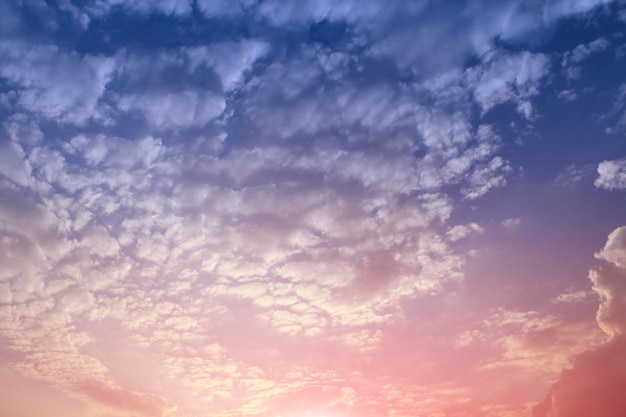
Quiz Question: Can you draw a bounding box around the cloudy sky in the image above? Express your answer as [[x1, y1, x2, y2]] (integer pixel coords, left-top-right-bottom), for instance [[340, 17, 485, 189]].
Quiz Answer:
[[1, 1, 626, 416]]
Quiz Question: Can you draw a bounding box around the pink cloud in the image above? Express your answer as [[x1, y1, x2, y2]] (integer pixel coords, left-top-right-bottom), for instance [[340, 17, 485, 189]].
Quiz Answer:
[[534, 226, 626, 417], [74, 380, 174, 417]]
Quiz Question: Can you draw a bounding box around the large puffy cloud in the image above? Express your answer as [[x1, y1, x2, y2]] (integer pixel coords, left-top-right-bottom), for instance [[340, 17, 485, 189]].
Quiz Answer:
[[534, 227, 626, 417], [593, 227, 626, 336]]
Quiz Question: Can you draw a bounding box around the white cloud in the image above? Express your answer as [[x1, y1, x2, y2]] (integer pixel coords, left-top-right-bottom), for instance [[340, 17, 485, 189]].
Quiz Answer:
[[196, 41, 270, 92], [447, 223, 484, 242], [0, 41, 115, 125], [68, 135, 163, 169], [587, 226, 626, 337], [595, 158, 626, 190], [106, 42, 269, 130], [3, 114, 43, 145], [502, 217, 521, 230], [254, 0, 607, 79], [463, 156, 512, 199], [558, 89, 578, 102], [475, 309, 601, 375], [562, 38, 610, 79], [554, 163, 596, 187], [1, 120, 467, 358], [543, 0, 613, 22], [595, 226, 626, 270], [116, 90, 225, 129], [256, 0, 389, 26], [563, 38, 610, 66], [0, 140, 31, 187], [552, 290, 593, 304], [466, 51, 551, 119]]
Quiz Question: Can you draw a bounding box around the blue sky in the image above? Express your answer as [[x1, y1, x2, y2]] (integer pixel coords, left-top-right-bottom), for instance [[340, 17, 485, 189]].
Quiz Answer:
[[0, 1, 625, 417]]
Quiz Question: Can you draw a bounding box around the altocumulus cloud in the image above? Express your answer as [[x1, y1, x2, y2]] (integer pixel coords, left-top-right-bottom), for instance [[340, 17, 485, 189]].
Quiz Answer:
[[0, 0, 624, 416]]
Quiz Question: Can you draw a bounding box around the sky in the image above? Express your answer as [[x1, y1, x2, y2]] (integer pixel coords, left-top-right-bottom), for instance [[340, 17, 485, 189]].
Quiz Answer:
[[0, 1, 626, 416]]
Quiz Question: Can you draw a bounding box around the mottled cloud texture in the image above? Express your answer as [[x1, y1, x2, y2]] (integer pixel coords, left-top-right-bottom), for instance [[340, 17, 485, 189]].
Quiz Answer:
[[0, 0, 625, 416]]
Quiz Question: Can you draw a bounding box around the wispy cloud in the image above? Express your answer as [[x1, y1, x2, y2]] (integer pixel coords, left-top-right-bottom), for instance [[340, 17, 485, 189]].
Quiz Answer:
[[554, 163, 596, 188]]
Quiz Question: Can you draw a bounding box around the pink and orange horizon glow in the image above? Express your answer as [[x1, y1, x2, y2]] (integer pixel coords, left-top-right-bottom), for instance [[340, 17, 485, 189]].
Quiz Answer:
[[1, 1, 626, 417]]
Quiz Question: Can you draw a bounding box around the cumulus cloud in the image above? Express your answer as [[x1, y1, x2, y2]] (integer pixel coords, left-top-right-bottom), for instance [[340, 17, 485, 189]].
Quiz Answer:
[[534, 226, 626, 417], [595, 158, 626, 190], [593, 227, 626, 335]]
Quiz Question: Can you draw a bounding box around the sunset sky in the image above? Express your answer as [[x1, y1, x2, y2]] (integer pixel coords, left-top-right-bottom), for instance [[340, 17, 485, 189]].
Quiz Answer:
[[1, 1, 626, 417]]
